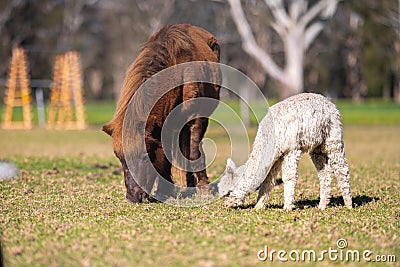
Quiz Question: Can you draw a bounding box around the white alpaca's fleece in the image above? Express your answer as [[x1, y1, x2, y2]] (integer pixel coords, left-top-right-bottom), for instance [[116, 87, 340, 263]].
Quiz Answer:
[[219, 93, 352, 210]]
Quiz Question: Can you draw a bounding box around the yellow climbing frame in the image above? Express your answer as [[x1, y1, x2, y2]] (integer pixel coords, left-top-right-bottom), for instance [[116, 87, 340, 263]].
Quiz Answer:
[[2, 47, 32, 129], [47, 51, 86, 129]]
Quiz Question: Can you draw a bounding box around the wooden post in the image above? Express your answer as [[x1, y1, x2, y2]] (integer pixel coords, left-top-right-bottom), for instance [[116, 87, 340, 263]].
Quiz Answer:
[[47, 54, 63, 128], [2, 48, 32, 129], [47, 51, 86, 129], [69, 52, 85, 129]]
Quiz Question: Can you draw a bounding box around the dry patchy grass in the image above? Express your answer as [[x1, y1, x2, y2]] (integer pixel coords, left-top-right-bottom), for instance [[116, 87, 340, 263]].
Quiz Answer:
[[0, 125, 399, 266]]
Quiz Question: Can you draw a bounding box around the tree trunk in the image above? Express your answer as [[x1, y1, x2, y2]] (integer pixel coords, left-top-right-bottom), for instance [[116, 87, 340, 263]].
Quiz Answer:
[[395, 81, 400, 104], [113, 68, 125, 100], [395, 40, 400, 104], [280, 27, 304, 99], [88, 69, 103, 99], [227, 0, 339, 100]]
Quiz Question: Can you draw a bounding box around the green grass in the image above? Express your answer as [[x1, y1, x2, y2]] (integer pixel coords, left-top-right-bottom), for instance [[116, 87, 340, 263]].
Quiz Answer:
[[0, 101, 116, 128], [335, 99, 400, 125], [0, 98, 399, 127], [0, 100, 399, 266], [1, 124, 399, 266]]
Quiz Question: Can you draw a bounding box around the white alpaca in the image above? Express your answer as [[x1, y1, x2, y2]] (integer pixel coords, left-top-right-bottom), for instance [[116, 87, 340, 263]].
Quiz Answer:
[[218, 93, 352, 211]]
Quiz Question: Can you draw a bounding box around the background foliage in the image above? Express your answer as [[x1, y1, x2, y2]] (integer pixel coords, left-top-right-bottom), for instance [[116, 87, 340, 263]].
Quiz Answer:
[[0, 0, 398, 101]]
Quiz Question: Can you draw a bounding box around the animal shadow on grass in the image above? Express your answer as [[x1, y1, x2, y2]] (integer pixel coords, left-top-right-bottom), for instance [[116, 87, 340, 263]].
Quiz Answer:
[[238, 178, 378, 210], [239, 195, 378, 210], [294, 195, 378, 210]]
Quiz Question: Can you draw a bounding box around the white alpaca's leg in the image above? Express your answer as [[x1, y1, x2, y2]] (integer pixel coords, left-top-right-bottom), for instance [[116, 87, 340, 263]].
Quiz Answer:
[[282, 150, 302, 211], [254, 159, 282, 210], [310, 152, 333, 210], [325, 119, 352, 209], [328, 148, 352, 209]]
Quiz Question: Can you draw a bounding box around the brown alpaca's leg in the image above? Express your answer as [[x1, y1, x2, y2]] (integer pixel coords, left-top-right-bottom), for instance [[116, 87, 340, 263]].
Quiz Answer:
[[153, 145, 175, 200], [121, 159, 149, 203], [190, 117, 209, 187]]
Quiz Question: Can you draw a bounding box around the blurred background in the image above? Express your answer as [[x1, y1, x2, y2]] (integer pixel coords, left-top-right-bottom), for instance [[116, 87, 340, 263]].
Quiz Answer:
[[0, 0, 398, 104]]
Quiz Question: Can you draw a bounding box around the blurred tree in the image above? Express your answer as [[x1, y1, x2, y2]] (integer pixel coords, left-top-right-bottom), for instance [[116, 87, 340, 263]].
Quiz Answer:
[[303, 4, 349, 98], [0, 0, 398, 103], [396, 0, 400, 104], [75, 0, 179, 99], [301, 0, 399, 103], [0, 0, 62, 80], [351, 0, 398, 101], [344, 11, 367, 102], [227, 0, 340, 99], [0, 0, 175, 100]]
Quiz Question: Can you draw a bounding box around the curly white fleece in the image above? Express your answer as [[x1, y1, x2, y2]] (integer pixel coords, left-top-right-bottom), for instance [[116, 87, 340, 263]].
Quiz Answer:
[[222, 93, 352, 210]]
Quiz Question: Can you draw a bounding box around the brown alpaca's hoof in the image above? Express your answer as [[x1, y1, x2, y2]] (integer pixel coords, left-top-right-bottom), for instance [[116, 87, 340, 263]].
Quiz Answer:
[[196, 180, 212, 196], [196, 179, 209, 187], [126, 189, 149, 203]]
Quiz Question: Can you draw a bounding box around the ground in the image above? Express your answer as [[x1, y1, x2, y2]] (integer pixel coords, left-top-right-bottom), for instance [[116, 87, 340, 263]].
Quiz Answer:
[[0, 101, 399, 266]]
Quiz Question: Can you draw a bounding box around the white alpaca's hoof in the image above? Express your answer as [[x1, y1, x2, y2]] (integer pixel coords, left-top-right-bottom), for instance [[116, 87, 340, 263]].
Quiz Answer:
[[318, 204, 326, 210], [254, 202, 265, 210], [345, 204, 353, 209], [344, 198, 353, 209], [225, 195, 243, 208], [283, 204, 294, 212]]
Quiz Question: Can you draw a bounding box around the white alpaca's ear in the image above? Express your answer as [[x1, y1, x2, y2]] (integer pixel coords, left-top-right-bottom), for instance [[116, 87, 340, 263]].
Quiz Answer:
[[218, 158, 237, 197], [225, 158, 236, 174]]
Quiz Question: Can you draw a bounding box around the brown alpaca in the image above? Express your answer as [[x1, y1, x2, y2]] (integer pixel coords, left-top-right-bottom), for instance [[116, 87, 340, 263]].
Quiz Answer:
[[103, 24, 220, 203]]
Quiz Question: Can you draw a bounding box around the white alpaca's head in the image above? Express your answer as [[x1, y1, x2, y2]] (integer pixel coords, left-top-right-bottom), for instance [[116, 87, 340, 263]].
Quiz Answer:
[[217, 158, 244, 197]]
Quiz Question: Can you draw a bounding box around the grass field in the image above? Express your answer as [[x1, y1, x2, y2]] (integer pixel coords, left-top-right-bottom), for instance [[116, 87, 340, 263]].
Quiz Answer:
[[0, 100, 399, 266], [1, 98, 400, 127]]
